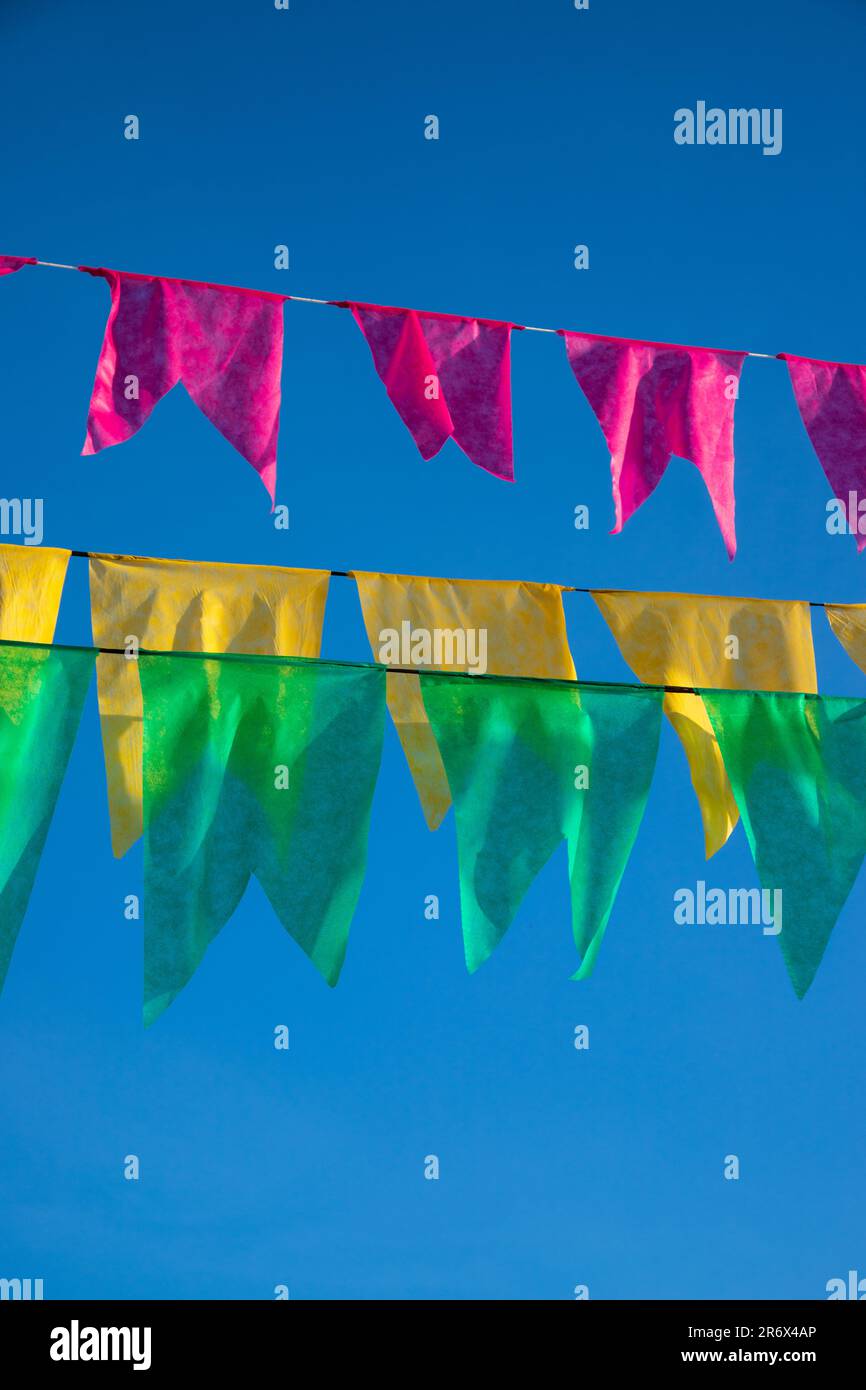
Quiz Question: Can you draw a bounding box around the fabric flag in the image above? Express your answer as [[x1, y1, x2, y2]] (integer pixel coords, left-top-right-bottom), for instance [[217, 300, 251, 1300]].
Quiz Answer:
[[80, 267, 287, 502], [348, 302, 515, 480], [825, 604, 866, 672], [0, 255, 36, 276], [0, 643, 95, 996], [0, 544, 70, 641], [90, 554, 330, 858], [140, 653, 385, 1025], [593, 590, 817, 858], [702, 689, 866, 997], [420, 673, 663, 976], [780, 354, 866, 551], [561, 331, 746, 558], [355, 571, 576, 829]]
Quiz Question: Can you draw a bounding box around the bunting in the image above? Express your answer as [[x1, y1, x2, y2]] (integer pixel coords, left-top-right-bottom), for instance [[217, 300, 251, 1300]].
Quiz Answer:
[[349, 303, 515, 480], [781, 355, 866, 551], [702, 689, 866, 997], [593, 591, 817, 857], [825, 604, 866, 673], [0, 255, 35, 275], [560, 332, 746, 557], [0, 631, 861, 1010], [419, 673, 663, 977], [140, 653, 385, 1026], [80, 267, 287, 501], [89, 553, 330, 858], [4, 251, 866, 545], [354, 571, 575, 828], [0, 643, 94, 996], [0, 544, 70, 642]]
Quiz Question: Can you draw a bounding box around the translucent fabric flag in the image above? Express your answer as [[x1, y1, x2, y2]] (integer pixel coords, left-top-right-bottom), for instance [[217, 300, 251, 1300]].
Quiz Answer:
[[560, 331, 746, 558], [0, 255, 36, 275], [90, 554, 330, 858], [348, 302, 515, 480], [0, 643, 95, 996], [80, 267, 287, 502], [702, 690, 866, 998], [355, 572, 575, 829], [140, 653, 386, 1026], [780, 354, 866, 551], [593, 591, 817, 859], [825, 604, 866, 672], [0, 544, 70, 641], [419, 673, 663, 976]]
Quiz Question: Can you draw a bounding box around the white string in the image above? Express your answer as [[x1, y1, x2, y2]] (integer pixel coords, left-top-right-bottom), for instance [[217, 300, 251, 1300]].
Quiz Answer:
[[30, 259, 780, 359]]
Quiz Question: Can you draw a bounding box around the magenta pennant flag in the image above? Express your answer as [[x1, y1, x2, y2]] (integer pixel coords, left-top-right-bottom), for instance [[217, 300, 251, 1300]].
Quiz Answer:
[[80, 268, 288, 503], [780, 354, 866, 552], [0, 255, 36, 276], [560, 331, 746, 559], [348, 301, 515, 481]]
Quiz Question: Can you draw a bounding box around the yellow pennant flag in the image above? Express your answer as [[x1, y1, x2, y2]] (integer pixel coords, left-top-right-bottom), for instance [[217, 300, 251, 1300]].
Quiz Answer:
[[825, 604, 866, 675], [592, 591, 817, 857], [354, 572, 576, 829], [0, 543, 70, 641], [90, 554, 331, 857]]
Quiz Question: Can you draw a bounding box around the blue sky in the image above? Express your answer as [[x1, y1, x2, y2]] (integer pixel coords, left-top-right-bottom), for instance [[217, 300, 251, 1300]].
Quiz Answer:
[[1, 0, 864, 1299]]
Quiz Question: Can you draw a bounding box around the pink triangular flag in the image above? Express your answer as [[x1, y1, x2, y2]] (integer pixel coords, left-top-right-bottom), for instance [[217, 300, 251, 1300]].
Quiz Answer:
[[80, 267, 287, 503], [0, 255, 36, 276], [780, 353, 866, 552], [349, 302, 515, 481], [560, 331, 746, 559]]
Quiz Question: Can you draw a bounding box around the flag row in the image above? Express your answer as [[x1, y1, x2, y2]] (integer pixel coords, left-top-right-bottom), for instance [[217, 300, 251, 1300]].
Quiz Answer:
[[1, 636, 865, 1023], [4, 254, 866, 555]]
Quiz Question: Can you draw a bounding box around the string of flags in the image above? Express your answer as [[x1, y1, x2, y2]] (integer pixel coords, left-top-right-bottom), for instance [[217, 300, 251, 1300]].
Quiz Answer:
[[2, 540, 866, 1019], [4, 252, 866, 554]]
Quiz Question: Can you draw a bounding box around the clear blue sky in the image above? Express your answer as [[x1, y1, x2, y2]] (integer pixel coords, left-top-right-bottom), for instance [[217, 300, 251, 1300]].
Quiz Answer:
[[1, 0, 864, 1300]]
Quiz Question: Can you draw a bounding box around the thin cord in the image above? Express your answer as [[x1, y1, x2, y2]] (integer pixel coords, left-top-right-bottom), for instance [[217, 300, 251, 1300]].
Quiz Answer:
[[69, 551, 833, 607], [30, 259, 780, 359], [0, 636, 798, 698], [5, 639, 843, 700], [57, 549, 847, 695]]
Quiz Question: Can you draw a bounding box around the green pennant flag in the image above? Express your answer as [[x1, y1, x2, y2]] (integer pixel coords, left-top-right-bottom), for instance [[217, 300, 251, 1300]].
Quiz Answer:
[[702, 689, 866, 998], [419, 674, 663, 976], [0, 642, 94, 996], [140, 653, 386, 1026]]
